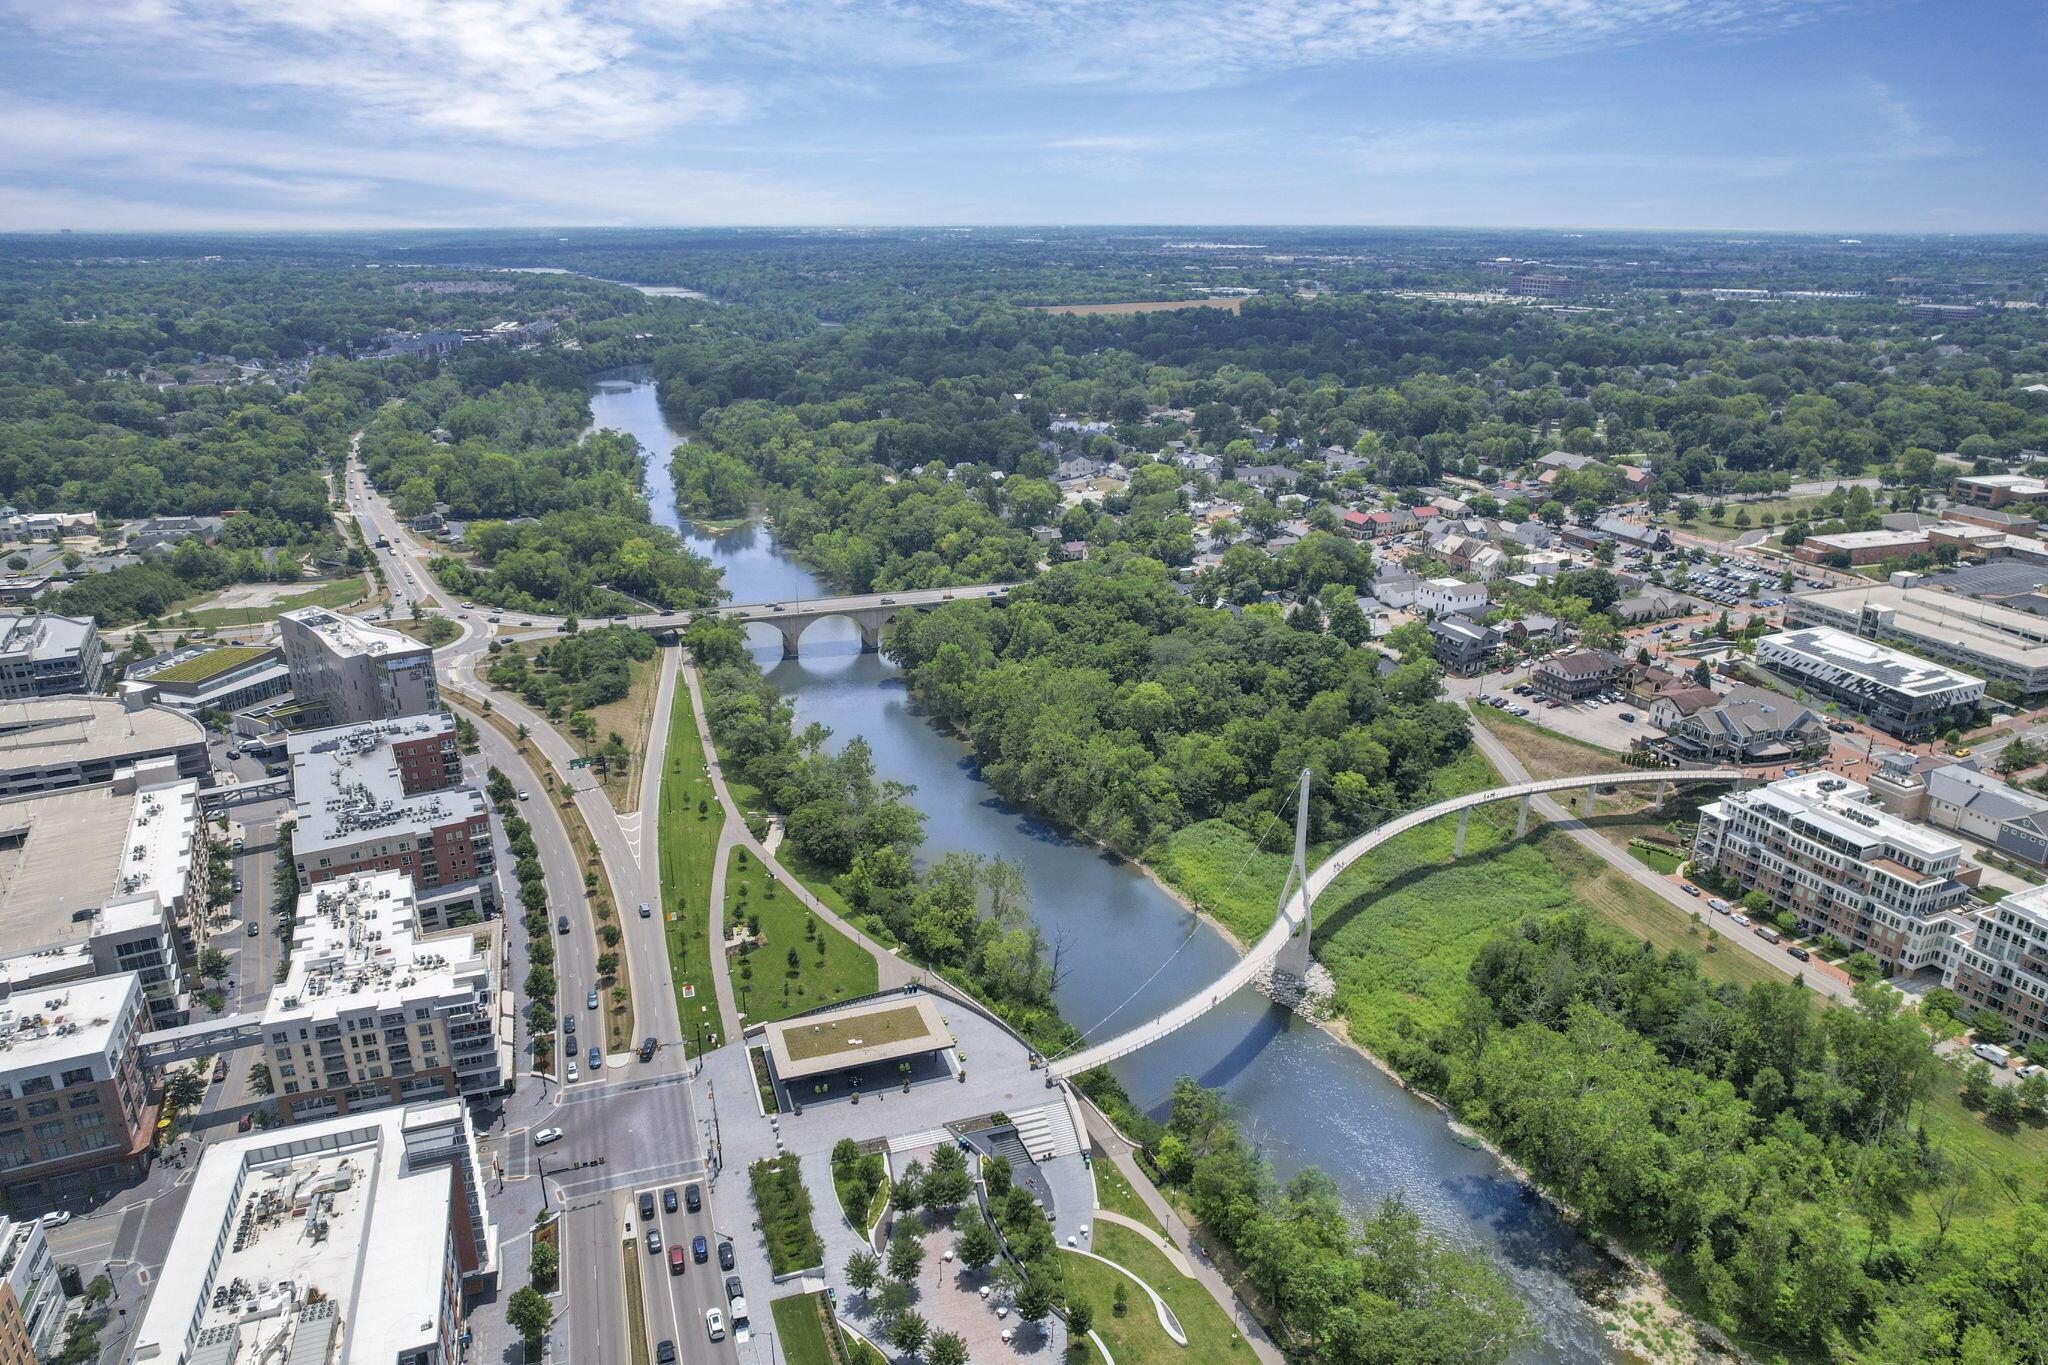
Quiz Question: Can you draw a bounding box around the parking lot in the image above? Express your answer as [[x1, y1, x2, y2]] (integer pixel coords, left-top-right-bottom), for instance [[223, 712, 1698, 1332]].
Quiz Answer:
[[1471, 680, 1660, 751]]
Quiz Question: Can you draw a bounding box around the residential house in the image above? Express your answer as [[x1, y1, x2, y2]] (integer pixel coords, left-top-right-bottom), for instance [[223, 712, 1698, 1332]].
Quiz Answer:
[[1612, 591, 1691, 623], [1416, 577, 1488, 619], [1429, 617, 1499, 675], [1655, 686, 1828, 765]]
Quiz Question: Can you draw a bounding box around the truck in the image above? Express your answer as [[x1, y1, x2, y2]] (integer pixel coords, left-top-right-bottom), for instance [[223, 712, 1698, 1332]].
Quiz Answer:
[[1754, 924, 1783, 944], [1972, 1042, 2014, 1069], [730, 1298, 751, 1344]]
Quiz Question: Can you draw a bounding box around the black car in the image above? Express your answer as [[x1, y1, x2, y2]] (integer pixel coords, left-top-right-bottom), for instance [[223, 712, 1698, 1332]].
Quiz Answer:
[[556, 915, 570, 935], [656, 1342, 677, 1364], [639, 1037, 658, 1062], [1787, 945, 1812, 962], [725, 1276, 743, 1302], [718, 1241, 735, 1271], [692, 1235, 709, 1263], [646, 1229, 663, 1255], [663, 1188, 678, 1214], [639, 1193, 656, 1221], [684, 1183, 702, 1213]]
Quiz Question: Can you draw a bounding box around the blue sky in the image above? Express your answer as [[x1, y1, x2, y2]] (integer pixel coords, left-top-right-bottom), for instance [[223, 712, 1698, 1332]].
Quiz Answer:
[[2, 0, 2042, 233]]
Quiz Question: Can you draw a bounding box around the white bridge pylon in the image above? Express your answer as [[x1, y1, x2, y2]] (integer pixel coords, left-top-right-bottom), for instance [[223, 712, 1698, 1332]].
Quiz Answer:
[[1047, 766, 1740, 1079]]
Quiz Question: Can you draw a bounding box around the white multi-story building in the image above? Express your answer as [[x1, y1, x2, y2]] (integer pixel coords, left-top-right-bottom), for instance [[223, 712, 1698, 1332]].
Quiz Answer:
[[1754, 626, 1984, 738], [1693, 772, 1973, 972], [264, 872, 507, 1125], [0, 767, 200, 1026], [278, 607, 437, 725], [0, 1215, 64, 1361], [1415, 576, 1488, 619], [1785, 584, 2048, 699], [131, 1100, 497, 1365]]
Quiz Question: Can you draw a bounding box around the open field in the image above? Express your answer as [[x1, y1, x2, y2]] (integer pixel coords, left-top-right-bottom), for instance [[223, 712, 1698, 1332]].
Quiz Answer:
[[1081, 1223, 1250, 1365], [726, 845, 877, 1025], [657, 691, 723, 1054], [770, 1293, 840, 1365], [171, 574, 369, 627], [1031, 297, 1247, 316], [1090, 1154, 1168, 1238]]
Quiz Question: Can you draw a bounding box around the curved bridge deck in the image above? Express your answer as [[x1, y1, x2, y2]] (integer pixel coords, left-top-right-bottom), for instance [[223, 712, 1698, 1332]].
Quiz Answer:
[[1048, 767, 1739, 1078]]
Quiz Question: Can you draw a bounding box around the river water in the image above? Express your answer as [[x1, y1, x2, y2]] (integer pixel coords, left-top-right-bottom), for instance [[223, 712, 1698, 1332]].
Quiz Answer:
[[592, 368, 1623, 1361]]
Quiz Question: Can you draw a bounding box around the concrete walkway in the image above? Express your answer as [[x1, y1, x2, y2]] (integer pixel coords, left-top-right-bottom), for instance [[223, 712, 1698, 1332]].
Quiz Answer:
[[1078, 1105, 1286, 1365]]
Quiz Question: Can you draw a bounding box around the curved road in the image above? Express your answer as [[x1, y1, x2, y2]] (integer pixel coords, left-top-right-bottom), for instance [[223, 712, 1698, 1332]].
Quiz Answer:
[[1050, 767, 1739, 1078]]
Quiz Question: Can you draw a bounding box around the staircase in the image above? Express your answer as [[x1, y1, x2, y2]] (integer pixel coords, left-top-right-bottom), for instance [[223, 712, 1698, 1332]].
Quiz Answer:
[[1009, 1103, 1081, 1161], [887, 1128, 952, 1155]]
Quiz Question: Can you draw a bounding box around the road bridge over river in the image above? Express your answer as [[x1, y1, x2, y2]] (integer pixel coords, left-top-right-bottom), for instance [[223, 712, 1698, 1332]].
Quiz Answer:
[[1048, 767, 1741, 1078]]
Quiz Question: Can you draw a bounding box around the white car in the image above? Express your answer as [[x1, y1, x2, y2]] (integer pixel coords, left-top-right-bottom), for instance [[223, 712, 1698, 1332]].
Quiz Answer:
[[565, 1062, 580, 1083], [1707, 898, 1731, 913], [533, 1127, 564, 1147], [705, 1309, 727, 1343], [38, 1211, 69, 1228], [1731, 912, 1752, 928]]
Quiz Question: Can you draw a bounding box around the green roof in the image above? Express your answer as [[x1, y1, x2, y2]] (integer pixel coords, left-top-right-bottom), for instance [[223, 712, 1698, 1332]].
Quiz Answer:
[[146, 645, 272, 684]]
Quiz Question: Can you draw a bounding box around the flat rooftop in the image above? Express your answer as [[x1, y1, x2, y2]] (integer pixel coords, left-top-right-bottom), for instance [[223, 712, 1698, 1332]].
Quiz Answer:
[[765, 995, 951, 1080], [131, 1102, 479, 1365], [1760, 625, 1985, 698], [0, 695, 203, 770], [1720, 772, 1962, 863], [269, 872, 492, 1024], [133, 644, 274, 686], [0, 973, 139, 1078], [0, 779, 197, 956], [1804, 529, 1928, 550], [289, 716, 481, 856], [0, 612, 94, 662], [281, 607, 423, 661], [1793, 585, 2048, 672]]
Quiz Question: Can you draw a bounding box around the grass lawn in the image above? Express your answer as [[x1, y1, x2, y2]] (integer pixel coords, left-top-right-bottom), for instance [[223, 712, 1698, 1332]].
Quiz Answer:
[[658, 692, 725, 1054], [171, 574, 368, 628], [621, 1239, 652, 1365], [143, 644, 272, 683], [770, 1293, 841, 1365], [727, 845, 876, 1024], [751, 1154, 826, 1275], [387, 613, 461, 646], [1632, 843, 1683, 874], [503, 643, 662, 811], [1082, 1223, 1249, 1365], [1091, 1154, 1169, 1238]]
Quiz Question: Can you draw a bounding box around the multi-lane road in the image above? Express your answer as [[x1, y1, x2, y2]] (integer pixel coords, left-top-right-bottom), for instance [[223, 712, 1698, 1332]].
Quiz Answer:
[[345, 459, 752, 1365]]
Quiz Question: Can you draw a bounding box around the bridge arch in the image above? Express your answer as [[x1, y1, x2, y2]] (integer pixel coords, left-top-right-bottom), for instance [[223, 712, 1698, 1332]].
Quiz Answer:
[[1048, 767, 1740, 1078]]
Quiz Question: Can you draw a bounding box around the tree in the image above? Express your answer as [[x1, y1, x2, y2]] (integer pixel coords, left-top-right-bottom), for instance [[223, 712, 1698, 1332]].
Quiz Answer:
[[1974, 1013, 2014, 1046], [927, 1329, 969, 1365], [1112, 1281, 1129, 1318], [530, 1237, 559, 1286], [1066, 1298, 1095, 1338], [957, 1218, 999, 1272], [923, 1143, 972, 1213], [888, 1310, 929, 1356], [846, 1250, 881, 1296], [507, 1285, 552, 1348], [888, 1226, 925, 1283], [893, 1158, 926, 1214], [197, 946, 229, 980], [163, 1067, 205, 1112], [983, 1153, 1011, 1197], [1013, 1273, 1055, 1325], [1988, 1083, 2025, 1128], [248, 1062, 273, 1096]]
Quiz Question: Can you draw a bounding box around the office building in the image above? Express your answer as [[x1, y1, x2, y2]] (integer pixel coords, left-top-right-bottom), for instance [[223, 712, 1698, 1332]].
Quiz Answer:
[[0, 1216, 63, 1362], [0, 973, 157, 1202], [1951, 474, 2048, 509], [278, 608, 437, 726], [0, 770, 199, 1026], [1652, 685, 1828, 766], [0, 614, 102, 700], [131, 1100, 496, 1365], [0, 693, 207, 797], [1693, 773, 1972, 973], [1786, 584, 2048, 697], [1754, 627, 1984, 737], [288, 715, 492, 929], [1868, 754, 2048, 869], [126, 642, 290, 714]]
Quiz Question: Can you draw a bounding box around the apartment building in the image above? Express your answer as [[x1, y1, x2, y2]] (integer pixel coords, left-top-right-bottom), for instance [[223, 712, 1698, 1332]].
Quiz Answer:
[[1530, 648, 1629, 702], [0, 614, 102, 700], [131, 1100, 496, 1365], [278, 607, 437, 725], [0, 768, 200, 1026], [0, 1216, 63, 1364], [1942, 886, 2048, 1047], [1693, 773, 1973, 973], [289, 715, 494, 929], [0, 973, 157, 1203], [0, 693, 207, 798], [1785, 585, 2048, 698], [1754, 627, 1985, 737], [265, 872, 507, 1124]]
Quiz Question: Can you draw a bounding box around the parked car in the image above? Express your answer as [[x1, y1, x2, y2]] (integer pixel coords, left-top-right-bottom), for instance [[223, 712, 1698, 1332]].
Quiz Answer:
[[663, 1188, 679, 1213], [1707, 898, 1731, 913], [1731, 913, 1752, 927], [1754, 924, 1783, 944], [719, 1241, 735, 1270], [563, 1013, 575, 1034], [657, 1341, 677, 1364], [646, 1229, 663, 1255], [1787, 945, 1811, 962], [1682, 883, 1702, 897], [566, 1062, 579, 1082], [669, 1246, 687, 1275], [588, 1046, 602, 1071], [640, 1193, 656, 1221], [685, 1183, 702, 1213], [726, 1276, 744, 1301]]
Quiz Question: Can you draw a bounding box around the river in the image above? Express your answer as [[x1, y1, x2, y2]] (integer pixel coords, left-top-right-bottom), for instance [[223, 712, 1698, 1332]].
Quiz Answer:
[[591, 367, 1625, 1362]]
